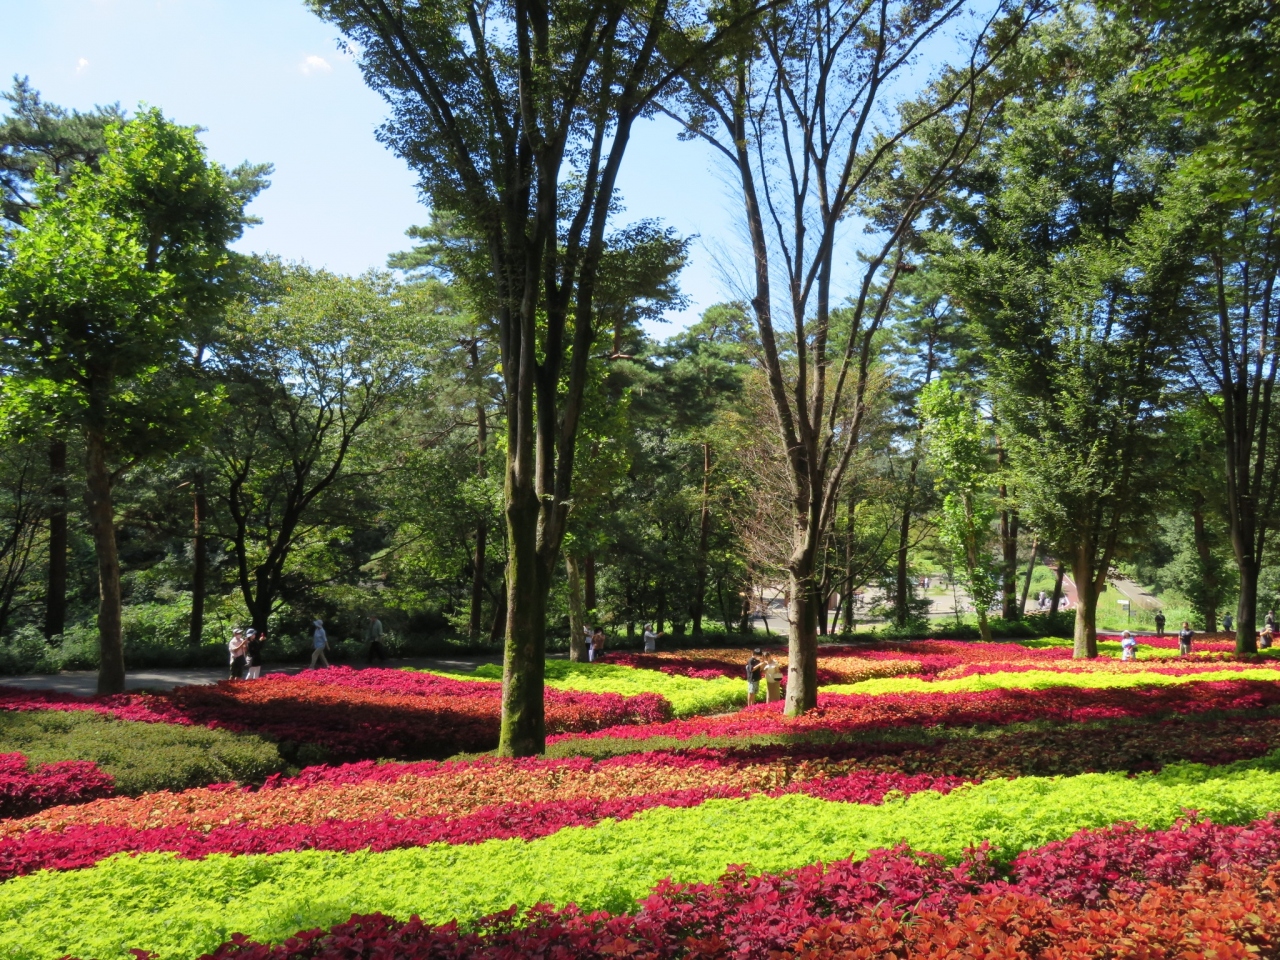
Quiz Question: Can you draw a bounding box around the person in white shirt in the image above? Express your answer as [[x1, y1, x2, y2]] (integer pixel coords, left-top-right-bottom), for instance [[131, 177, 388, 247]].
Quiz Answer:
[[643, 623, 659, 653], [310, 619, 330, 669]]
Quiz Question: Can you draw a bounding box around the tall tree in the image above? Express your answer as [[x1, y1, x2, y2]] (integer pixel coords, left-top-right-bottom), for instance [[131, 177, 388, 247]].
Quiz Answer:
[[0, 109, 265, 692], [0, 79, 122, 639], [665, 0, 1036, 711], [211, 266, 421, 636], [934, 10, 1193, 657], [309, 0, 763, 754], [919, 379, 998, 640]]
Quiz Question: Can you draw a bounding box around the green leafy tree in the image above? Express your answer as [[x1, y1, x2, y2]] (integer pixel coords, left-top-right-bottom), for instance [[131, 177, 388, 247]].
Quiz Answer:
[[919, 379, 998, 640], [0, 109, 265, 692]]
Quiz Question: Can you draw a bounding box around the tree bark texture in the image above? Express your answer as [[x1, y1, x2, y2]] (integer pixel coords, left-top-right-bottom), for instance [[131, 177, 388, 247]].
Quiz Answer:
[[85, 429, 125, 694], [468, 342, 488, 641], [43, 438, 67, 640], [1019, 537, 1039, 616], [1050, 561, 1065, 616], [1071, 548, 1100, 659]]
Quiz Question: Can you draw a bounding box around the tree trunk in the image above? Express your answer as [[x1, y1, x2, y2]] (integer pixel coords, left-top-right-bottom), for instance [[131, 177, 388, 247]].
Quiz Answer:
[[1236, 553, 1260, 654], [85, 430, 125, 694], [468, 351, 488, 641], [785, 564, 819, 715], [1000, 504, 1020, 621], [565, 554, 588, 662], [1050, 561, 1065, 616], [893, 472, 915, 627], [188, 476, 207, 646], [43, 438, 68, 640], [1019, 537, 1039, 617], [1071, 550, 1099, 659], [488, 584, 507, 646], [498, 487, 548, 757], [656, 588, 666, 634], [1191, 502, 1219, 632], [692, 442, 711, 637]]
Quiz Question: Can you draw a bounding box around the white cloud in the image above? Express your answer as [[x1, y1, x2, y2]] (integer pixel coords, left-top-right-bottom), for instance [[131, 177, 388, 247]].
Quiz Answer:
[[75, 57, 90, 73], [299, 55, 332, 76]]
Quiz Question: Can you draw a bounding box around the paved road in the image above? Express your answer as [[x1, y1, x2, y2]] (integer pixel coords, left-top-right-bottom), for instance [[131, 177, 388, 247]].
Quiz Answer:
[[0, 654, 505, 696]]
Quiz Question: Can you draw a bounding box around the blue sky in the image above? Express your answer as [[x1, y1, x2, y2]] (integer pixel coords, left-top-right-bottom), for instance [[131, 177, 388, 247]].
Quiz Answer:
[[1, 0, 743, 331]]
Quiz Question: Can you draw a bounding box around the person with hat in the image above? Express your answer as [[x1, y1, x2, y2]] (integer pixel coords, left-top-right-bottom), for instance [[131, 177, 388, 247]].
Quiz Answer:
[[1120, 630, 1137, 661], [745, 648, 765, 707], [243, 628, 264, 679], [228, 628, 247, 680], [310, 619, 330, 669]]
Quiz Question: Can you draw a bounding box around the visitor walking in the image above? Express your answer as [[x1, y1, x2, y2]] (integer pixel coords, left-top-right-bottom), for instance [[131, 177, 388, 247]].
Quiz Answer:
[[643, 623, 661, 653], [762, 653, 783, 702], [310, 619, 330, 669], [244, 629, 264, 679], [1224, 612, 1234, 632], [1153, 611, 1165, 637], [590, 627, 606, 662], [1120, 630, 1137, 662], [228, 628, 247, 680], [1178, 621, 1193, 657], [364, 614, 387, 664], [745, 648, 764, 708]]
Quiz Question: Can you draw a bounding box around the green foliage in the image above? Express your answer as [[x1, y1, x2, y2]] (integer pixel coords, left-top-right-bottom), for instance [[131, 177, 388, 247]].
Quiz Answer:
[[455, 660, 746, 717], [0, 709, 286, 794], [12, 754, 1280, 958], [918, 379, 998, 637]]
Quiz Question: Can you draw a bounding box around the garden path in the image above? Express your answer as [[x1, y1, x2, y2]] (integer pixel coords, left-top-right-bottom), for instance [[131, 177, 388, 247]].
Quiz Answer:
[[0, 654, 505, 696]]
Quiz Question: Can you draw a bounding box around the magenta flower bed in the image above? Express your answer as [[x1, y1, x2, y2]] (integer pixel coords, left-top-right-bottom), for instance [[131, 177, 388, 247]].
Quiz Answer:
[[186, 815, 1280, 960], [0, 752, 114, 818]]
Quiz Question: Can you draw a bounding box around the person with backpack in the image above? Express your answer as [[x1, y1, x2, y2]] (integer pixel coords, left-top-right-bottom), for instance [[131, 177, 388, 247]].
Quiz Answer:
[[745, 648, 765, 707]]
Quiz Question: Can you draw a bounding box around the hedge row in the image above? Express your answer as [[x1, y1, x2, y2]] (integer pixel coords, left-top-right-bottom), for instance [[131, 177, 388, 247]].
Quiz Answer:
[[0, 709, 286, 795]]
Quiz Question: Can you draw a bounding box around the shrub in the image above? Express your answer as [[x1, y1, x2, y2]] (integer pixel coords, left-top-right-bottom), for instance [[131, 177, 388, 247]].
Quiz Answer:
[[0, 710, 287, 795]]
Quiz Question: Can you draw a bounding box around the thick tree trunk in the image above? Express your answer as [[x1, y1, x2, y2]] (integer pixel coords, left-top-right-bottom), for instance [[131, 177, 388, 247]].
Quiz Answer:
[[1191, 502, 1219, 632], [565, 554, 588, 662], [44, 438, 68, 640], [498, 487, 548, 757], [85, 430, 125, 694], [785, 565, 819, 715], [1071, 550, 1099, 659], [188, 477, 207, 646], [692, 442, 711, 637], [1050, 561, 1066, 616], [1236, 553, 1260, 654]]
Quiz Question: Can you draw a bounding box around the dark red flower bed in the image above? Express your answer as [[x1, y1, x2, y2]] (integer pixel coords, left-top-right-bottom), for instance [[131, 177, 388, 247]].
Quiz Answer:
[[176, 816, 1280, 960], [0, 752, 114, 818]]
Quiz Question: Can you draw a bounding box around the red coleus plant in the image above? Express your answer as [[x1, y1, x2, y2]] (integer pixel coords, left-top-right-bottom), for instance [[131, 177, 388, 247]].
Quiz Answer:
[[0, 752, 114, 819]]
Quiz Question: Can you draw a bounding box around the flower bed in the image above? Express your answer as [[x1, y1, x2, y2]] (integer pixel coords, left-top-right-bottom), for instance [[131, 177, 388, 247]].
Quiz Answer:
[[0, 668, 670, 761], [176, 817, 1280, 960], [13, 754, 1280, 958], [554, 677, 1280, 746], [0, 753, 114, 819]]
